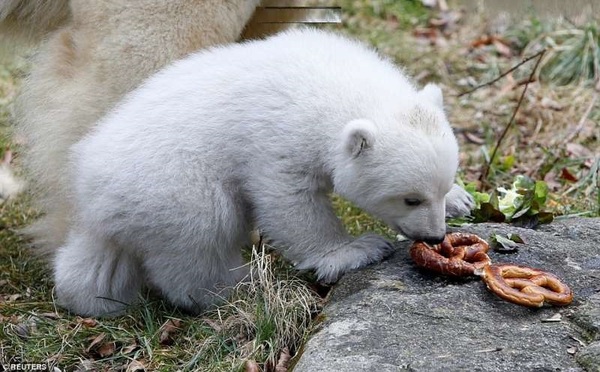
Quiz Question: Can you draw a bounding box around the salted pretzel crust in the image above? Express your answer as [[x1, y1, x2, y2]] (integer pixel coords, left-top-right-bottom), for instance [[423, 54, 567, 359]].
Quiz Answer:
[[409, 232, 573, 308], [481, 264, 573, 307], [410, 232, 491, 276]]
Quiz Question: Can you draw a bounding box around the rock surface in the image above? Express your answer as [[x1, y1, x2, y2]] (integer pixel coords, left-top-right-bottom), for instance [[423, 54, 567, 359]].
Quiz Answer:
[[294, 218, 600, 372]]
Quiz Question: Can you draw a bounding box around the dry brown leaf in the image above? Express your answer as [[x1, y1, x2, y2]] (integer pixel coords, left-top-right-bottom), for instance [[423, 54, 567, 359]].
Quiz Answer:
[[560, 168, 578, 182], [86, 333, 106, 353], [13, 323, 29, 338], [497, 74, 517, 97], [40, 312, 60, 320], [126, 360, 146, 372], [203, 318, 223, 332], [77, 317, 98, 328], [97, 342, 116, 358], [412, 27, 439, 42], [122, 343, 138, 354], [492, 39, 512, 58], [159, 318, 182, 346], [566, 143, 593, 158], [275, 347, 291, 372], [543, 171, 561, 191], [470, 35, 491, 48], [245, 360, 260, 372], [463, 131, 485, 145]]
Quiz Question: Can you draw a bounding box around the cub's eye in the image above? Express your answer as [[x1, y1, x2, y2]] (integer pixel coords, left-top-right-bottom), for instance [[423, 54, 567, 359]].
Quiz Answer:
[[404, 198, 422, 207]]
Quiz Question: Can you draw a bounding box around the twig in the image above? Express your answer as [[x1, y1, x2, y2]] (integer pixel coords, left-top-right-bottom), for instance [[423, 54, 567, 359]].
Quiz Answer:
[[479, 50, 547, 184], [458, 49, 546, 97]]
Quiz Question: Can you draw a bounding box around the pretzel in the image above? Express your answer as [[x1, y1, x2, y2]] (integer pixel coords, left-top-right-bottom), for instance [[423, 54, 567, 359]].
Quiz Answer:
[[410, 232, 491, 277], [481, 264, 573, 307]]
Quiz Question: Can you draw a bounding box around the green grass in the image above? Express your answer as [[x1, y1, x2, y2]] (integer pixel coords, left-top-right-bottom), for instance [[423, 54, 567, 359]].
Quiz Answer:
[[1, 2, 599, 371], [1, 244, 320, 371]]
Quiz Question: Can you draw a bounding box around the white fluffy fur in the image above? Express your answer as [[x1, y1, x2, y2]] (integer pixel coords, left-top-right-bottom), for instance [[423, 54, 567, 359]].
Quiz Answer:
[[2, 0, 261, 250], [54, 28, 473, 316]]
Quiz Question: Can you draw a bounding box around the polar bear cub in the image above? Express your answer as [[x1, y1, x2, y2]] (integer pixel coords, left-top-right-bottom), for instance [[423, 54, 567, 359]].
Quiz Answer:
[[54, 28, 473, 316]]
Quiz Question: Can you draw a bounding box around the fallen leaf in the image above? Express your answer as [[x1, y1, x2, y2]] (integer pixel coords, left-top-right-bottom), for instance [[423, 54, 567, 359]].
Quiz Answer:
[[12, 323, 29, 338], [76, 359, 95, 371], [560, 168, 578, 182], [97, 342, 116, 358], [566, 143, 593, 158], [86, 333, 106, 353], [463, 131, 485, 145], [159, 319, 182, 346], [470, 35, 493, 48], [77, 317, 98, 328], [492, 234, 519, 253], [203, 318, 222, 332], [275, 347, 291, 372], [122, 343, 138, 354], [126, 360, 146, 372], [40, 312, 60, 320], [507, 233, 524, 244], [498, 74, 516, 96], [492, 39, 512, 58], [543, 171, 561, 191], [245, 360, 260, 372]]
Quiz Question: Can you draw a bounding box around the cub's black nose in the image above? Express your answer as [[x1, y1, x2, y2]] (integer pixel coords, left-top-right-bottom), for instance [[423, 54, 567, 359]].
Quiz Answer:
[[422, 236, 445, 245]]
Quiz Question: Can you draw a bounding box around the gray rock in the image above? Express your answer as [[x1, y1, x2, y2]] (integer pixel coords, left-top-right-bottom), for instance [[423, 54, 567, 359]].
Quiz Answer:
[[294, 218, 600, 372]]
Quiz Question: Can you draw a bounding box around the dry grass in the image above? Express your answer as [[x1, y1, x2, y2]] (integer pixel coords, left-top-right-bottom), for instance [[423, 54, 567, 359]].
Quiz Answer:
[[1, 245, 321, 371], [340, 1, 598, 215]]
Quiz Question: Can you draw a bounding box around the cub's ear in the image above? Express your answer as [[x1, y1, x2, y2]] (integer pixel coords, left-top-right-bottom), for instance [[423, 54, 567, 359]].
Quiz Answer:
[[419, 83, 444, 110], [342, 119, 376, 158]]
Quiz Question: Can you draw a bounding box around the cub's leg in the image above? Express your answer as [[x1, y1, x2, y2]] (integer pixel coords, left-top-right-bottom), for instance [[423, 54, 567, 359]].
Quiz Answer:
[[251, 177, 394, 283], [140, 191, 251, 314], [54, 229, 143, 317]]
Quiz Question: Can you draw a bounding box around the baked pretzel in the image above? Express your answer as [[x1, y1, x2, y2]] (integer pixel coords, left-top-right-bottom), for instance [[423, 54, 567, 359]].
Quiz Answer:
[[410, 232, 491, 277], [482, 264, 573, 307]]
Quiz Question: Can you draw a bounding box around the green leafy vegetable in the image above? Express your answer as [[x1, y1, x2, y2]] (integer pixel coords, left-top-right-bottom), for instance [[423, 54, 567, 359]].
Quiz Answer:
[[455, 175, 554, 227], [491, 233, 524, 253]]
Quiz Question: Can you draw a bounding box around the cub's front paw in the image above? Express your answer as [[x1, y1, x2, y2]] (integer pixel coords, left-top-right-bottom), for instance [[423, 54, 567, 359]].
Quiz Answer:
[[350, 233, 396, 260], [445, 183, 474, 218], [314, 234, 395, 283]]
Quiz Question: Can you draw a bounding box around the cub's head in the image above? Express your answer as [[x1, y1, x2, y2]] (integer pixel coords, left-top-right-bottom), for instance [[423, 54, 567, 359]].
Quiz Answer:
[[332, 84, 458, 244]]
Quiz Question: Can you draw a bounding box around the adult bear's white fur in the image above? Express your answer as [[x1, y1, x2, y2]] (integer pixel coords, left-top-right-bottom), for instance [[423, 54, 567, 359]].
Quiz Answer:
[[1, 0, 262, 251], [55, 28, 473, 316]]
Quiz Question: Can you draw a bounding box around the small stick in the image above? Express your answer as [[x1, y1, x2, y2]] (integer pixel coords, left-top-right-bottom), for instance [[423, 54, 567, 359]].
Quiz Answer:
[[479, 50, 547, 184], [458, 49, 546, 97]]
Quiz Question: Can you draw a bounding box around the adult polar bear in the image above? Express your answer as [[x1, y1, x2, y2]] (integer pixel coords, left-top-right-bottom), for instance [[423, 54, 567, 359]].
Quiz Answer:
[[55, 28, 474, 316], [0, 0, 263, 250]]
